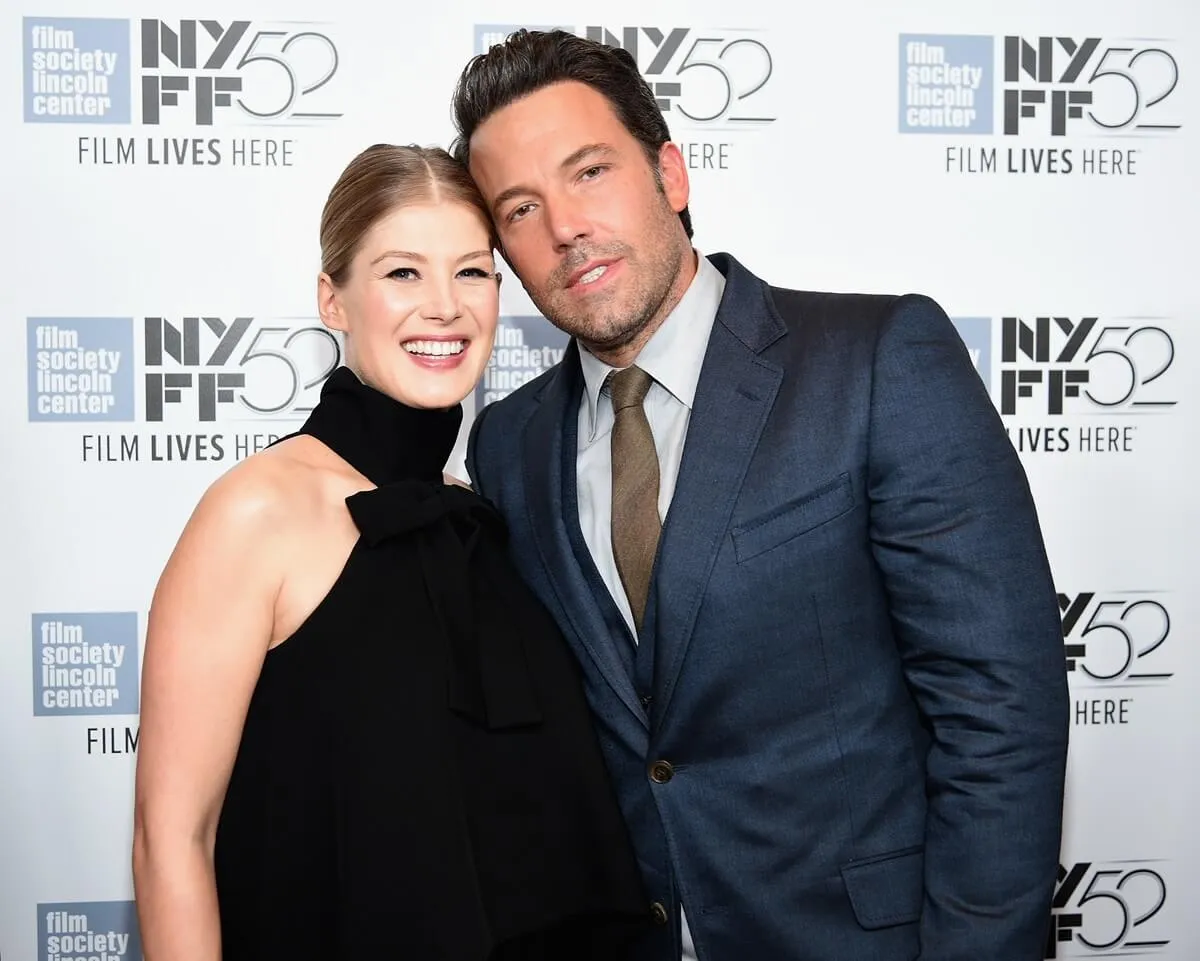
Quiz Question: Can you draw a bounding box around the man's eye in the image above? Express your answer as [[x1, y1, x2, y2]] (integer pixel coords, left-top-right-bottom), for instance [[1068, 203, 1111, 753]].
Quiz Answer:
[[509, 202, 535, 222]]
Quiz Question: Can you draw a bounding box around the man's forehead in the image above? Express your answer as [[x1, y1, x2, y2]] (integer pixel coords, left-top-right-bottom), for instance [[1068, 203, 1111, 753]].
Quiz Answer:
[[471, 92, 625, 174], [475, 83, 622, 142]]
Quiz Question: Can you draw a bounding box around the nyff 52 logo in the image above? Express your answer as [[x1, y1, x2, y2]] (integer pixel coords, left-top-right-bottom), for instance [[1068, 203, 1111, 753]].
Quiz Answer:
[[1059, 592, 1172, 685], [1048, 860, 1169, 957], [144, 316, 341, 421], [900, 33, 1181, 138], [28, 315, 341, 424], [999, 316, 1176, 415], [140, 18, 342, 125], [583, 26, 777, 126], [1004, 36, 1181, 136], [24, 16, 342, 126], [478, 24, 777, 128]]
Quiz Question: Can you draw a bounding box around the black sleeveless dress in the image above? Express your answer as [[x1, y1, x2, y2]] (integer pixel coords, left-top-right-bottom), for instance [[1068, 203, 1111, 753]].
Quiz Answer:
[[213, 367, 650, 960]]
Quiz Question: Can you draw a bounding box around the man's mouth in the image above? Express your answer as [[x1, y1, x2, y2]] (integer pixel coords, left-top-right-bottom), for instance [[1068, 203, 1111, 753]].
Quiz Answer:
[[575, 265, 608, 285], [567, 258, 620, 289]]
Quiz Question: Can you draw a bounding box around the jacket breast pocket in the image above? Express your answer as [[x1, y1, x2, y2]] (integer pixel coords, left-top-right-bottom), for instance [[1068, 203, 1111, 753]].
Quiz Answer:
[[731, 472, 855, 563]]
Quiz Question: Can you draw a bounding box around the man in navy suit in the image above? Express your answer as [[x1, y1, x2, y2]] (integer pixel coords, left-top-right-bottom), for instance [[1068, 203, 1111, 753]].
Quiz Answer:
[[452, 29, 1069, 961]]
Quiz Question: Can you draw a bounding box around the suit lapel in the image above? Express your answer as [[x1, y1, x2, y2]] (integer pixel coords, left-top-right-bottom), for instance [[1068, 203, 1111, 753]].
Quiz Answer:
[[650, 254, 785, 722], [522, 344, 648, 727]]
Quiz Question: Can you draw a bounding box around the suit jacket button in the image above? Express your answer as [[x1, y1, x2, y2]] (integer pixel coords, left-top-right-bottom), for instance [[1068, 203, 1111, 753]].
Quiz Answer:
[[649, 760, 674, 783], [650, 901, 669, 925]]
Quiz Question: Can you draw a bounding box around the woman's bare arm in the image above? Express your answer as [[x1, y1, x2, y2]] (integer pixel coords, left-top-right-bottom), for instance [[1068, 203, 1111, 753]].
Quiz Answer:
[[132, 466, 285, 961]]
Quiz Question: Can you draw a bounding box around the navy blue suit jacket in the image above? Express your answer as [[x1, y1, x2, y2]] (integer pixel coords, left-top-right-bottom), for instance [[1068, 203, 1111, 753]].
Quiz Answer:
[[467, 253, 1070, 961]]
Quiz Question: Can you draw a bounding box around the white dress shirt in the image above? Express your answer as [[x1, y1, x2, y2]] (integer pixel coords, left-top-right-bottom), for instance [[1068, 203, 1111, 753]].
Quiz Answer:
[[576, 251, 725, 961]]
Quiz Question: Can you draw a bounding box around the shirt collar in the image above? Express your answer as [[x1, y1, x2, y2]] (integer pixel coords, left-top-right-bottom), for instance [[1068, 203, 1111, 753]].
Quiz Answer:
[[578, 251, 726, 441]]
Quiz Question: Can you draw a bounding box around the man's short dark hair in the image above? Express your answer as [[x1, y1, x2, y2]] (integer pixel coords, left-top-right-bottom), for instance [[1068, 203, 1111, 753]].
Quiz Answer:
[[450, 29, 693, 239]]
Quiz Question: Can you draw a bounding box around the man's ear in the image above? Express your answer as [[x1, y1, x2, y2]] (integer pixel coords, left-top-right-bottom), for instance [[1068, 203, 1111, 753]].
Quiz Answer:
[[657, 141, 690, 214]]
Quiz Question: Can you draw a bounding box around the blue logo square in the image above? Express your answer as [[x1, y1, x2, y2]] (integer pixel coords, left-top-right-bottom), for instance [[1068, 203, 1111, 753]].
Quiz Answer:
[[24, 17, 131, 124], [28, 318, 135, 422], [951, 317, 993, 394], [38, 901, 142, 961], [476, 316, 569, 409], [474, 24, 570, 55], [33, 612, 140, 717], [899, 34, 993, 134]]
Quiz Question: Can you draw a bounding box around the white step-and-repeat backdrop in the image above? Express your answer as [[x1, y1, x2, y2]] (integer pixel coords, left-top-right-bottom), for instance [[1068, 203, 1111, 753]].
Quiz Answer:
[[2, 1, 1197, 958]]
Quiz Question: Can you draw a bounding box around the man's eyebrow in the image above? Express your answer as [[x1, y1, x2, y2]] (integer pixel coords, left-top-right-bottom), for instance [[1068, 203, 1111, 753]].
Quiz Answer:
[[559, 142, 618, 169], [490, 143, 618, 216]]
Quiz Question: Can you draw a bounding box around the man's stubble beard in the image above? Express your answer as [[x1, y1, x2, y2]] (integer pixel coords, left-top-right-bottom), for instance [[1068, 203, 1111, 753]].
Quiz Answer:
[[525, 223, 689, 358]]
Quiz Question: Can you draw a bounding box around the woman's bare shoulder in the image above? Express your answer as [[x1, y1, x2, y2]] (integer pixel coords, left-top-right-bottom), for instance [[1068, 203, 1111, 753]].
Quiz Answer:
[[175, 435, 337, 549]]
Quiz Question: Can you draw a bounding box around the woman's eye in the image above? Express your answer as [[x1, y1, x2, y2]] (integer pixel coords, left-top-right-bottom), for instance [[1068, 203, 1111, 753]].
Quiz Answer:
[[458, 267, 492, 279], [388, 267, 418, 280]]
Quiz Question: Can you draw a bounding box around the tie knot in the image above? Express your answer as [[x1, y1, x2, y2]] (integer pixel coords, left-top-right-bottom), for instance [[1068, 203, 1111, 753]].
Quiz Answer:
[[608, 365, 653, 412]]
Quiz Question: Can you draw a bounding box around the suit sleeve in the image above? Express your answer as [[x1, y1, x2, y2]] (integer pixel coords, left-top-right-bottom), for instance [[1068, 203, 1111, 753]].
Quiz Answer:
[[465, 398, 495, 498], [866, 295, 1069, 960]]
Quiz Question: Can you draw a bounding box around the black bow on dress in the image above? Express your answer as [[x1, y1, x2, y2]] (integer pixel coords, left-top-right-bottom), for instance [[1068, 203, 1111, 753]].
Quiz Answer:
[[345, 480, 543, 731]]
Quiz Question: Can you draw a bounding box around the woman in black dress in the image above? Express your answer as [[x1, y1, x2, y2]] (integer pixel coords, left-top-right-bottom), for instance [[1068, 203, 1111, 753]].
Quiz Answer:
[[132, 144, 650, 960]]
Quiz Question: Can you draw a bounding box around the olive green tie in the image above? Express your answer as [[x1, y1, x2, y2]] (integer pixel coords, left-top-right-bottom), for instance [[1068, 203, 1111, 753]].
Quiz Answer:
[[609, 365, 660, 635]]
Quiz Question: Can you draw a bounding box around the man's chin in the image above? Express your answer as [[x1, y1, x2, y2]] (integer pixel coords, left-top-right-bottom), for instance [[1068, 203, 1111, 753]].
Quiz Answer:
[[576, 319, 648, 355], [536, 294, 646, 347]]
